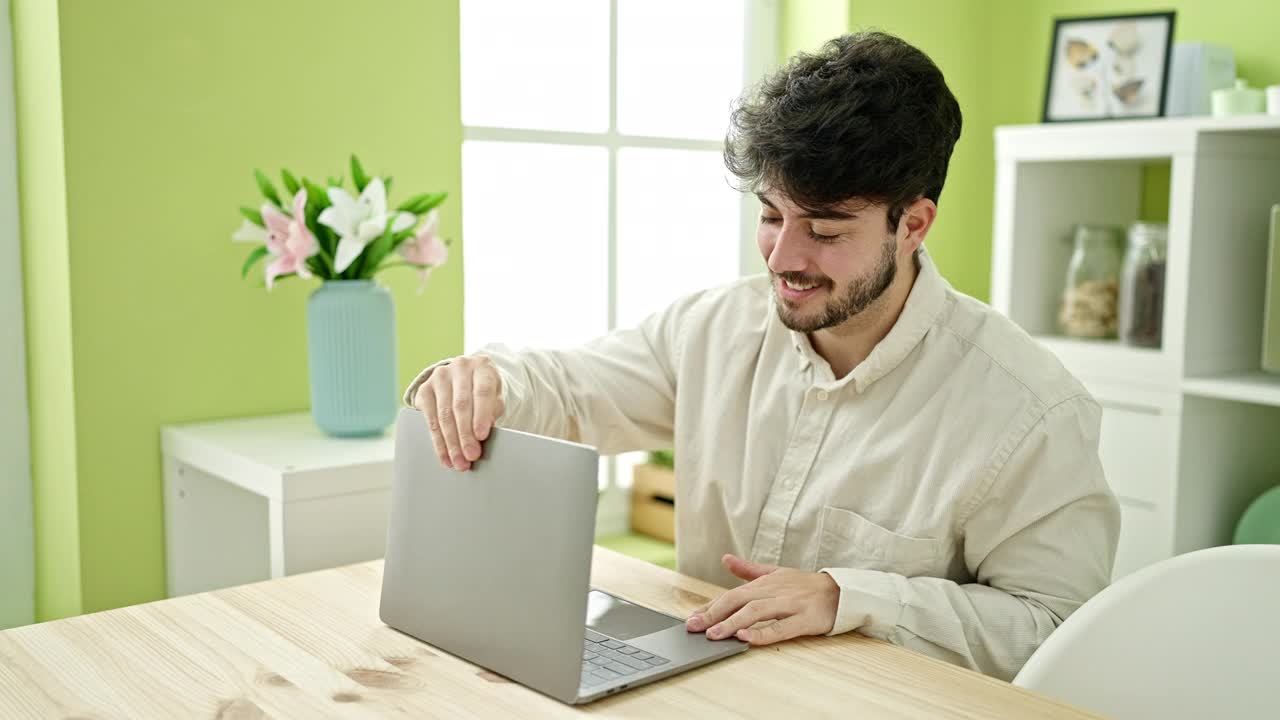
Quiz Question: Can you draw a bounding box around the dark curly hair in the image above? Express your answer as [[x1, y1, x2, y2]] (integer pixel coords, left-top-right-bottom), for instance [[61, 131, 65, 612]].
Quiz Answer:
[[724, 31, 962, 232]]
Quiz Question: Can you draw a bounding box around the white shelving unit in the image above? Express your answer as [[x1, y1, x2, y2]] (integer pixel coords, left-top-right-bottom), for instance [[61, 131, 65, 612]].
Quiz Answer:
[[160, 413, 395, 597], [1183, 371, 1280, 406], [992, 115, 1280, 580]]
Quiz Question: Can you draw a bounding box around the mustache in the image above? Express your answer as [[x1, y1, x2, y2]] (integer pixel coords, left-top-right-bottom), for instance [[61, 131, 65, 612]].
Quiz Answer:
[[774, 272, 831, 288]]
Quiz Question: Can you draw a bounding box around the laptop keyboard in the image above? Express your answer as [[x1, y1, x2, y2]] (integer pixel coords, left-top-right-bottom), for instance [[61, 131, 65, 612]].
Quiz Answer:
[[580, 629, 670, 687]]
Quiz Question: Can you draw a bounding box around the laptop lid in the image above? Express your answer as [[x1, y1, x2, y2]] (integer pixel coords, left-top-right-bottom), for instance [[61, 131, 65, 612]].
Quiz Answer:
[[380, 408, 599, 704]]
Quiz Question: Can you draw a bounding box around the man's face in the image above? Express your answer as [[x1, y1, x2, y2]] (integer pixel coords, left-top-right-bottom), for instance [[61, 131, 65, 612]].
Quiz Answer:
[[756, 191, 901, 333]]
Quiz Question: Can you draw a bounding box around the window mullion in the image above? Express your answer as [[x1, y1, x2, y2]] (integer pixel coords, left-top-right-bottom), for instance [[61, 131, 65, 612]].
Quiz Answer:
[[606, 0, 620, 494], [739, 0, 777, 276], [608, 0, 619, 335], [464, 126, 720, 151]]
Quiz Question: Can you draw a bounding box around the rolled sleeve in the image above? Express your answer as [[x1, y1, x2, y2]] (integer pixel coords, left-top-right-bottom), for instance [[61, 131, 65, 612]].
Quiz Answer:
[[820, 567, 905, 637]]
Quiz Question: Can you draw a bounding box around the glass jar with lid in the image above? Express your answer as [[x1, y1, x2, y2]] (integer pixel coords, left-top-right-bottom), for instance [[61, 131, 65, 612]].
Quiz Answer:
[[1118, 222, 1168, 348], [1059, 224, 1123, 339]]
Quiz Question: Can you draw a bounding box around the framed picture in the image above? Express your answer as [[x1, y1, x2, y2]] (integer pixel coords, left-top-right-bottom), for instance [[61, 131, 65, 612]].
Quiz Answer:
[[1042, 12, 1176, 122]]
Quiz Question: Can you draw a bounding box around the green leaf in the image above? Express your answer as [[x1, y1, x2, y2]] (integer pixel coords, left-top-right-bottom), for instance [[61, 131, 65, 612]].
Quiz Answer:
[[240, 245, 270, 279], [395, 191, 448, 215], [395, 192, 430, 213], [302, 178, 330, 208], [415, 191, 448, 214], [386, 230, 414, 256], [350, 154, 370, 192], [254, 272, 297, 290], [313, 223, 336, 267], [280, 169, 301, 195], [648, 450, 675, 468], [384, 176, 393, 195], [302, 187, 335, 266], [239, 206, 264, 227], [254, 169, 282, 207], [327, 176, 341, 188]]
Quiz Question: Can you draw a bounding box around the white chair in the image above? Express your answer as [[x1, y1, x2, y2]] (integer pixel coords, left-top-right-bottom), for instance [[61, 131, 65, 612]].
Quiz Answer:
[[1013, 544, 1280, 719]]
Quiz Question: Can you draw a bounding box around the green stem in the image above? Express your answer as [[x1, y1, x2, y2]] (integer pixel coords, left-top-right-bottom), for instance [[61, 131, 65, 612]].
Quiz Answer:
[[315, 246, 336, 277]]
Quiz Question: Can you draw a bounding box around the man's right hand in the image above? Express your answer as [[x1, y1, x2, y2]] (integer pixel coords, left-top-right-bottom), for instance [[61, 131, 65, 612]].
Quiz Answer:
[[412, 355, 505, 472]]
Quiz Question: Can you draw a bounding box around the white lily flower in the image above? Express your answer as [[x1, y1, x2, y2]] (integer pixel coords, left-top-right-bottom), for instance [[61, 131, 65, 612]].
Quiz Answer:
[[232, 218, 269, 243], [318, 177, 416, 272]]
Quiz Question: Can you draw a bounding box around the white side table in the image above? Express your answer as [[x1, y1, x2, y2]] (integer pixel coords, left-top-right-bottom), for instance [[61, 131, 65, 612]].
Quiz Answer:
[[161, 412, 395, 597]]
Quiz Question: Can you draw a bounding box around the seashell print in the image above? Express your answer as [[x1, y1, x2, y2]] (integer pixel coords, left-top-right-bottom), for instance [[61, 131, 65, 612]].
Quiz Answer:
[[1065, 38, 1099, 69], [1071, 73, 1098, 99], [1108, 21, 1141, 56], [1112, 77, 1144, 107]]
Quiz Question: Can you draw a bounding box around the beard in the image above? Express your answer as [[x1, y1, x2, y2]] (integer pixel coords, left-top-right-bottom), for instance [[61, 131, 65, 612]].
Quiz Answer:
[[773, 237, 898, 333]]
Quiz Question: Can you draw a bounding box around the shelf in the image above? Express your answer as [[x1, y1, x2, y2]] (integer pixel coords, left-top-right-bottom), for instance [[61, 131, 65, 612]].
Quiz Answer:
[[1035, 336, 1175, 390], [1036, 335, 1160, 354], [1183, 371, 1280, 407], [160, 412, 394, 501], [996, 114, 1280, 162], [992, 114, 1280, 580], [1000, 114, 1280, 140]]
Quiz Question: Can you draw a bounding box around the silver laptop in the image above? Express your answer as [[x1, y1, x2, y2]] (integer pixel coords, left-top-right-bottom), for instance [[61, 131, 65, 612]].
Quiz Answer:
[[380, 408, 748, 704]]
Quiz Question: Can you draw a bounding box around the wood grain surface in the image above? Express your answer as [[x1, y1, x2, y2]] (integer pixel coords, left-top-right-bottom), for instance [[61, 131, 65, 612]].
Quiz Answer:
[[0, 547, 1099, 718]]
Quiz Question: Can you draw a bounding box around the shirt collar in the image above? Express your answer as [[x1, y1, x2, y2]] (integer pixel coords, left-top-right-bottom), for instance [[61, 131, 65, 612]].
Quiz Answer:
[[784, 246, 950, 393]]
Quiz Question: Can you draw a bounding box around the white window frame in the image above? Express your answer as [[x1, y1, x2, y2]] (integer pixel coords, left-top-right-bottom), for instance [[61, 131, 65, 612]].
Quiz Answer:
[[0, 0, 35, 629], [463, 0, 778, 535]]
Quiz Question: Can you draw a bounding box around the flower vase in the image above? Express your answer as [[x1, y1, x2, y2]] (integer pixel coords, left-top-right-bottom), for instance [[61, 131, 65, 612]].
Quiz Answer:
[[306, 280, 398, 437]]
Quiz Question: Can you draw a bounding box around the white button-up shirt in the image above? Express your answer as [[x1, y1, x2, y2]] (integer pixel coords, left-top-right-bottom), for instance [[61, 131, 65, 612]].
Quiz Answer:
[[404, 249, 1120, 680]]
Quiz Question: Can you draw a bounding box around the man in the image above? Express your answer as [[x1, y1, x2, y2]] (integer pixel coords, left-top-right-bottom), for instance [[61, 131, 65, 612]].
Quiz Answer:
[[406, 32, 1120, 681]]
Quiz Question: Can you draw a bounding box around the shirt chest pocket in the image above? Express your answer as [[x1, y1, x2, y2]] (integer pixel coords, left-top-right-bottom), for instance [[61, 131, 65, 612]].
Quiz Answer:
[[814, 505, 941, 578]]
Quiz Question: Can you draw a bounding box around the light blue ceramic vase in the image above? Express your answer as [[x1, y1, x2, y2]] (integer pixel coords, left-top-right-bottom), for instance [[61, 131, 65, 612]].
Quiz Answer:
[[306, 280, 397, 437]]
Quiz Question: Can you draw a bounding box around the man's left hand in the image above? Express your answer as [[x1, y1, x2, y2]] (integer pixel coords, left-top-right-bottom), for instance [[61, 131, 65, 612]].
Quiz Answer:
[[685, 554, 840, 646]]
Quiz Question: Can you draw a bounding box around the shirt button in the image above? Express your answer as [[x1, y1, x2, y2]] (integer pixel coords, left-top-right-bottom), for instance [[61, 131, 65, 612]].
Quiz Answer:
[[817, 390, 829, 401]]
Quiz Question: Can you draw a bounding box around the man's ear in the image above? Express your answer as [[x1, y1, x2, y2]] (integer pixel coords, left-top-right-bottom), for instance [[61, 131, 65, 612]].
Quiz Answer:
[[897, 197, 938, 254]]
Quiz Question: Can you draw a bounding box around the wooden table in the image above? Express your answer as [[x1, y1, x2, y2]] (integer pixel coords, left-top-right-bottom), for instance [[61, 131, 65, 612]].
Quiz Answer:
[[0, 548, 1099, 719]]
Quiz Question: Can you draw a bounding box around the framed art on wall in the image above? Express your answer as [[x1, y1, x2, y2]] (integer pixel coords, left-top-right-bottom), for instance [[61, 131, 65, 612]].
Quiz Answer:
[[1043, 12, 1176, 122]]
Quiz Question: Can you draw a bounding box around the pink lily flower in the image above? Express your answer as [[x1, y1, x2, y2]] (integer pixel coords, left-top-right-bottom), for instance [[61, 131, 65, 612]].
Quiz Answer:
[[397, 210, 448, 293], [261, 189, 319, 290]]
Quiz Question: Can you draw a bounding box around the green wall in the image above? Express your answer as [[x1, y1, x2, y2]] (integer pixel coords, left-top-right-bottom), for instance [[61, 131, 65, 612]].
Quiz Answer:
[[16, 0, 463, 619], [987, 0, 1280, 127], [780, 0, 992, 299], [844, 0, 993, 301], [782, 0, 1280, 301], [988, 0, 1280, 226], [780, 0, 848, 56]]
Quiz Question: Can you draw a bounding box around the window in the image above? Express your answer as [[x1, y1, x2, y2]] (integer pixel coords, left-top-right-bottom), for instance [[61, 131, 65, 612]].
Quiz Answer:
[[461, 0, 777, 533]]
